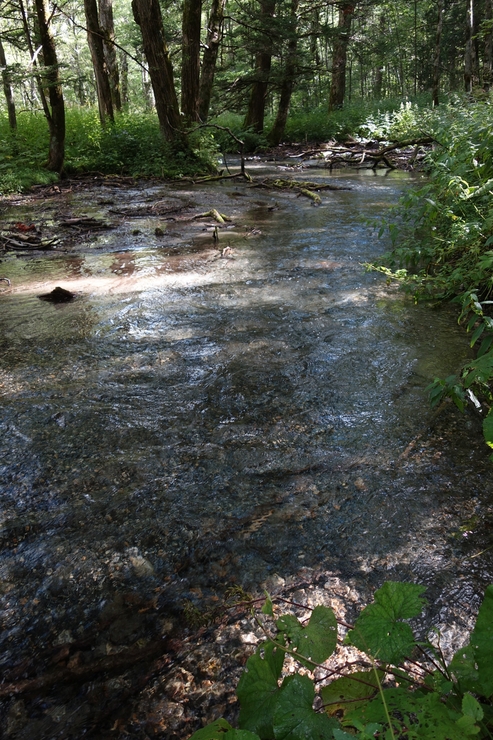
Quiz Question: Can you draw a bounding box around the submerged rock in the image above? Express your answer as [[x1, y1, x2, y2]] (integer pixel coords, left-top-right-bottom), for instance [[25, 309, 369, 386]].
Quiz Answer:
[[39, 286, 75, 303]]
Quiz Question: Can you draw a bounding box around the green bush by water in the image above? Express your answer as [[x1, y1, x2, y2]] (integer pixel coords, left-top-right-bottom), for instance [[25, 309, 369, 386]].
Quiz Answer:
[[369, 98, 493, 456], [189, 581, 493, 740]]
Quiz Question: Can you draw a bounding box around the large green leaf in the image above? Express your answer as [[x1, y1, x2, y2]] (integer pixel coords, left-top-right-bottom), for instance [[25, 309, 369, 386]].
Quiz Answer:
[[347, 688, 466, 739], [320, 670, 383, 719], [347, 582, 426, 664], [470, 584, 493, 697], [237, 641, 285, 739], [272, 673, 339, 739], [188, 719, 234, 738], [189, 721, 261, 740], [483, 409, 493, 450], [449, 643, 483, 695], [276, 605, 337, 669]]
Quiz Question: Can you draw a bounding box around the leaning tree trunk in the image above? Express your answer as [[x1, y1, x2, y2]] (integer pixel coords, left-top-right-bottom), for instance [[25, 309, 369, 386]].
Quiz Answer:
[[431, 0, 444, 106], [132, 0, 182, 143], [268, 0, 299, 146], [98, 0, 121, 111], [84, 0, 114, 126], [181, 0, 202, 123], [33, 0, 65, 172], [0, 38, 17, 130], [198, 0, 226, 122], [328, 1, 355, 112], [244, 0, 276, 134]]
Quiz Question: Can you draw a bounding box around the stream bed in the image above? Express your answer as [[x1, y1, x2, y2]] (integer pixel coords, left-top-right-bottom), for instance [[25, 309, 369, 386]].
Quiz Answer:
[[0, 163, 492, 738]]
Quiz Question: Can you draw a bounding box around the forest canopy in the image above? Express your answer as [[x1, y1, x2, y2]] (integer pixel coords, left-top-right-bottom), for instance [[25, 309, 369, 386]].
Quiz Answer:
[[0, 0, 492, 181]]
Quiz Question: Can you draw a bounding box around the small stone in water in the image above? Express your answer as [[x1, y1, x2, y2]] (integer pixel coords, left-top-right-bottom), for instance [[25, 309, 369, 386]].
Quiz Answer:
[[38, 286, 75, 303]]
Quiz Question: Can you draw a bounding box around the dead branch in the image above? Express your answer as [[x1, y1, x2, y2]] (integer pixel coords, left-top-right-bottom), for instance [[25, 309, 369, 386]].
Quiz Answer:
[[0, 637, 169, 697]]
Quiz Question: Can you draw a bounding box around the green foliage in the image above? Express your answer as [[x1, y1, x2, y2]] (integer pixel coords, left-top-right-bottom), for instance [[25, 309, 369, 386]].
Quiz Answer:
[[188, 582, 493, 740], [0, 108, 217, 192], [347, 582, 427, 664]]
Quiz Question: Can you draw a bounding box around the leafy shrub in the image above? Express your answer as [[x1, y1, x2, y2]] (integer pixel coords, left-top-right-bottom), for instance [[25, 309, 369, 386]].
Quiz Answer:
[[189, 581, 493, 740]]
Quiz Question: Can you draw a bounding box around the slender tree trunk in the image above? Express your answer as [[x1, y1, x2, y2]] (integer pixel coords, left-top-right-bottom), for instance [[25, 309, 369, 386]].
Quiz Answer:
[[243, 0, 276, 134], [0, 38, 17, 130], [33, 0, 65, 172], [120, 49, 129, 105], [483, 0, 493, 90], [19, 0, 51, 119], [328, 2, 355, 112], [268, 0, 298, 146], [132, 0, 182, 143], [431, 0, 444, 106], [181, 0, 202, 123], [84, 0, 114, 126], [98, 0, 121, 111], [465, 0, 474, 92], [198, 0, 226, 122]]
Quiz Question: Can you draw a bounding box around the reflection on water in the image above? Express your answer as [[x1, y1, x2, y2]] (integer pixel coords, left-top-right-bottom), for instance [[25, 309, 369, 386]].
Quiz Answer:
[[0, 170, 492, 666]]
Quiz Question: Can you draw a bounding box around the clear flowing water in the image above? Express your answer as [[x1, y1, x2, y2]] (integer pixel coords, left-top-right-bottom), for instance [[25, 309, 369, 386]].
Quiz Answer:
[[0, 167, 492, 666]]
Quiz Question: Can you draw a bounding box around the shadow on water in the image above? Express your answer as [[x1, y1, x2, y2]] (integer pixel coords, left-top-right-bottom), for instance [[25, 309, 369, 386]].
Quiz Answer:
[[0, 167, 492, 735]]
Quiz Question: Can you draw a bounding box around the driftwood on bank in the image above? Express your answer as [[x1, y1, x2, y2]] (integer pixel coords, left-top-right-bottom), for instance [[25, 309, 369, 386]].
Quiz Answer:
[[292, 136, 435, 170]]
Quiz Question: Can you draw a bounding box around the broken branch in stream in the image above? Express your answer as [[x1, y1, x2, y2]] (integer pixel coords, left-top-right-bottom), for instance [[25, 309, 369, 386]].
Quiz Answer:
[[193, 209, 232, 223]]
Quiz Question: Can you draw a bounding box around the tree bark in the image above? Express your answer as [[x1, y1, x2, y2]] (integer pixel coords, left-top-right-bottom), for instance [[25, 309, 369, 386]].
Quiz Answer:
[[84, 0, 114, 125], [33, 0, 65, 172], [268, 0, 298, 146], [0, 38, 17, 130], [328, 2, 355, 112], [243, 0, 276, 134], [431, 0, 444, 106], [483, 0, 493, 90], [181, 0, 202, 123], [120, 50, 129, 106], [98, 0, 121, 111], [198, 0, 226, 122], [132, 0, 182, 143]]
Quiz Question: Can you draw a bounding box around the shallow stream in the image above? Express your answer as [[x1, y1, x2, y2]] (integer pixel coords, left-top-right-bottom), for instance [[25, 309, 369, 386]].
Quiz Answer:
[[0, 163, 492, 734]]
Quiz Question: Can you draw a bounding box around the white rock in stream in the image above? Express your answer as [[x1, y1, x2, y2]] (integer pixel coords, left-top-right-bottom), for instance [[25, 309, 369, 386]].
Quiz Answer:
[[128, 550, 155, 577]]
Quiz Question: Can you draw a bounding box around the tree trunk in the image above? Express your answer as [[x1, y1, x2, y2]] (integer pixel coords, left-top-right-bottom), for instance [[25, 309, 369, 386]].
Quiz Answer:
[[120, 49, 129, 106], [328, 2, 355, 112], [0, 38, 17, 130], [98, 0, 121, 111], [465, 0, 475, 92], [181, 0, 202, 123], [484, 0, 493, 90], [33, 0, 65, 172], [268, 0, 298, 146], [198, 0, 226, 122], [84, 0, 114, 126], [243, 0, 276, 134], [431, 0, 444, 106], [132, 0, 182, 143]]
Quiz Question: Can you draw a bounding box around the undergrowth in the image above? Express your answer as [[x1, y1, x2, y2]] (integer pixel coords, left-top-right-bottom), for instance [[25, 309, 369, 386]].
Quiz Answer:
[[0, 109, 216, 193], [367, 97, 493, 457], [189, 581, 493, 739]]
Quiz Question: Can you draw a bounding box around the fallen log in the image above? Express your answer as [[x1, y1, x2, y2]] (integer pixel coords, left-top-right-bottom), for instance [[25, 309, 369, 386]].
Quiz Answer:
[[0, 637, 169, 697]]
